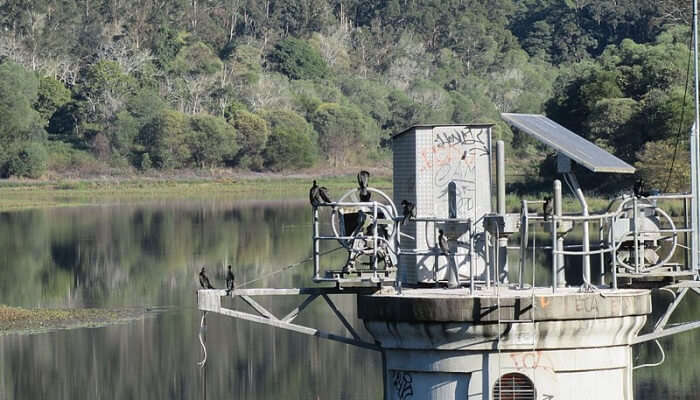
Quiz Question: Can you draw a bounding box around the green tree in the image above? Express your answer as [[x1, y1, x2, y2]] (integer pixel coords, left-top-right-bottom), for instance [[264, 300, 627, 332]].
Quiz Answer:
[[35, 76, 71, 123], [310, 103, 377, 167], [268, 38, 329, 80], [0, 62, 43, 151], [136, 109, 191, 169], [186, 114, 238, 168], [262, 109, 317, 170], [230, 110, 269, 170]]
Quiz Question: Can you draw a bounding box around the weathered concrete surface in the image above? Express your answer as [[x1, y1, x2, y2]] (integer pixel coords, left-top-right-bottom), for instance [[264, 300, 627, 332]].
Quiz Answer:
[[358, 287, 651, 322], [359, 287, 650, 400]]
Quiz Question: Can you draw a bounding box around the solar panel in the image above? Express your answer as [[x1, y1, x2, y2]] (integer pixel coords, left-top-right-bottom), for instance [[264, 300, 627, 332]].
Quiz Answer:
[[501, 113, 635, 174]]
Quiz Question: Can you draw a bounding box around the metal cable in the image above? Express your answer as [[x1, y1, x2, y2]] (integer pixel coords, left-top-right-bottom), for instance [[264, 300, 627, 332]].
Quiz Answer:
[[238, 247, 344, 288], [664, 30, 694, 193], [633, 340, 666, 370]]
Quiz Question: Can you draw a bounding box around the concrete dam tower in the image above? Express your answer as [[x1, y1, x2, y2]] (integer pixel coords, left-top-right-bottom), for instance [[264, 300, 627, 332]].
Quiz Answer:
[[198, 115, 700, 400]]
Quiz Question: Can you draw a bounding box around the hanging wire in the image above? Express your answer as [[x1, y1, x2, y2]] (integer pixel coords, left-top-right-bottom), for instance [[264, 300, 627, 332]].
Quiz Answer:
[[633, 340, 666, 370], [664, 27, 694, 193], [237, 246, 344, 288]]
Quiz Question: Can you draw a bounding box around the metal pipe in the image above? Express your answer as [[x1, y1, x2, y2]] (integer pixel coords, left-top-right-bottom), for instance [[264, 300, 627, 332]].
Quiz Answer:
[[566, 173, 591, 286], [469, 223, 475, 293], [612, 215, 618, 290], [693, 0, 700, 278], [497, 140, 506, 215], [633, 196, 640, 274], [313, 208, 320, 280], [599, 217, 605, 285], [519, 200, 528, 289], [554, 180, 565, 287]]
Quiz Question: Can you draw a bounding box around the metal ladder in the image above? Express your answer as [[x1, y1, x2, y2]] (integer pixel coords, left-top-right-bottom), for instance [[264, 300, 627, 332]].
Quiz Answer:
[[495, 203, 539, 397]]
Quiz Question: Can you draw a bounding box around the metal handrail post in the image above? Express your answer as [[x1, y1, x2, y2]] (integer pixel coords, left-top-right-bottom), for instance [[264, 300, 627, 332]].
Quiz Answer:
[[633, 197, 640, 274], [599, 217, 605, 285], [611, 214, 618, 289], [469, 223, 475, 293], [552, 213, 557, 292], [373, 202, 378, 277], [313, 207, 320, 280], [519, 200, 528, 289]]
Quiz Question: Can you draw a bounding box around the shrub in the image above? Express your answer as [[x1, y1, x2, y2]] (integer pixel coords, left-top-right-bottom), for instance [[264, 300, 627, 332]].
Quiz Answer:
[[2, 142, 48, 178]]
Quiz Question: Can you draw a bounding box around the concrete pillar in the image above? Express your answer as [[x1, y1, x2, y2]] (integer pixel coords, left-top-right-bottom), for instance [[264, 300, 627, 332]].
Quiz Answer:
[[359, 288, 650, 400]]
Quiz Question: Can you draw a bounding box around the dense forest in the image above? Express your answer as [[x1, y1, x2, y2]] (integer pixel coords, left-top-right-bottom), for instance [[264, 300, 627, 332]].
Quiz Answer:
[[0, 0, 694, 191]]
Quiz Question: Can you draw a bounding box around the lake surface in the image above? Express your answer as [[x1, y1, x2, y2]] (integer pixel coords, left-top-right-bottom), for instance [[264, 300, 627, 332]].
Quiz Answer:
[[0, 199, 697, 399]]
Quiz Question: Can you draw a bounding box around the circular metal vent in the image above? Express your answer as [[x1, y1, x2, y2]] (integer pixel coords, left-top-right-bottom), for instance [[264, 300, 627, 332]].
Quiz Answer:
[[493, 372, 536, 400]]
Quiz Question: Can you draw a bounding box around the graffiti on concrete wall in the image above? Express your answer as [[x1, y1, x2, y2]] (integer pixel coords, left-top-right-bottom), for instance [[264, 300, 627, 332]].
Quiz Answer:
[[418, 127, 489, 217], [392, 370, 414, 400]]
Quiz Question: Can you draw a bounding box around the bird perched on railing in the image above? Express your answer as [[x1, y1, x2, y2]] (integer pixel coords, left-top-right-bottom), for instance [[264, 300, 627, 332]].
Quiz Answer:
[[357, 170, 371, 202], [401, 200, 416, 224], [199, 267, 214, 289], [438, 229, 449, 255], [633, 178, 648, 197], [309, 180, 332, 208], [226, 265, 235, 295], [543, 196, 553, 222]]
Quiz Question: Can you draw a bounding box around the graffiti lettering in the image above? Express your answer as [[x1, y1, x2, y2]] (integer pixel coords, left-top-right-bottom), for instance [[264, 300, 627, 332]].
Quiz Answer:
[[392, 371, 414, 400], [509, 351, 553, 372], [575, 297, 599, 313]]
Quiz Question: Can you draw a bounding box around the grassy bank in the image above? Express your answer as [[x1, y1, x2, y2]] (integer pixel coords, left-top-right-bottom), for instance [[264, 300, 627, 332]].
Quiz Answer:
[[0, 305, 148, 335], [0, 174, 393, 211]]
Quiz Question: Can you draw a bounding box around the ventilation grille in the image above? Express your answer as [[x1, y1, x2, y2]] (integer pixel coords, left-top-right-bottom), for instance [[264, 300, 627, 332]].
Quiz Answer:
[[493, 373, 536, 400]]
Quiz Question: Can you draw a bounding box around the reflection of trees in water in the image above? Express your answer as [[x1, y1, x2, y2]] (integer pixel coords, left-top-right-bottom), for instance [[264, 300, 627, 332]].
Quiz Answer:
[[0, 201, 697, 398], [0, 200, 382, 398]]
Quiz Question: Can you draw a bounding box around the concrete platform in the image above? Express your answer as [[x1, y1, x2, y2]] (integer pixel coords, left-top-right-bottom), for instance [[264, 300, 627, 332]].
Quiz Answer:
[[358, 287, 651, 322]]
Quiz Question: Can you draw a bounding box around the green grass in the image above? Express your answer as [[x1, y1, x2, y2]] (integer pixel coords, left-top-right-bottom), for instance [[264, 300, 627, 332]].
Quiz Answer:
[[0, 175, 394, 211]]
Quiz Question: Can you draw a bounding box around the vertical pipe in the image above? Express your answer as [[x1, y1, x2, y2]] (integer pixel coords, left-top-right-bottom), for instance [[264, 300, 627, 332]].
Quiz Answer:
[[599, 217, 605, 285], [684, 197, 690, 273], [470, 223, 475, 293], [313, 208, 320, 280], [519, 200, 528, 289], [497, 141, 506, 215], [551, 213, 557, 292], [611, 215, 618, 290], [554, 180, 565, 287], [373, 202, 378, 276], [496, 141, 508, 283], [485, 231, 491, 288], [691, 131, 699, 277], [693, 0, 700, 277], [633, 197, 640, 274]]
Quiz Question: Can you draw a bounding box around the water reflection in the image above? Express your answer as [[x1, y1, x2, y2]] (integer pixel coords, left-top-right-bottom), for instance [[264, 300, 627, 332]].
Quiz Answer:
[[0, 200, 697, 399]]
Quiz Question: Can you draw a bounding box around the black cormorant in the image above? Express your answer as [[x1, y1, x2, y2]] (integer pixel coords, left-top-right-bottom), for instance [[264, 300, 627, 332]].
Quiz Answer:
[[633, 178, 646, 197], [401, 200, 416, 224], [543, 196, 553, 222], [226, 265, 235, 295], [357, 170, 371, 202], [199, 267, 214, 289], [309, 180, 332, 207], [438, 229, 449, 255]]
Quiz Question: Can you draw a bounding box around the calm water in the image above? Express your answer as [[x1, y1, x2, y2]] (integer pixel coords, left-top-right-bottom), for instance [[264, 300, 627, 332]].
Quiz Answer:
[[0, 199, 697, 399]]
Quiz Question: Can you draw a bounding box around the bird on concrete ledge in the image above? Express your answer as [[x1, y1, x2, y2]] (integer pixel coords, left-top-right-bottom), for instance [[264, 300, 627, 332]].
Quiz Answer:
[[226, 265, 235, 295], [199, 266, 214, 289]]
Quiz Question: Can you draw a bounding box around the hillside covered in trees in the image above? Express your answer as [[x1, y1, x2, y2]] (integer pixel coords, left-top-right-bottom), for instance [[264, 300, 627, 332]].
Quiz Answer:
[[0, 0, 694, 191]]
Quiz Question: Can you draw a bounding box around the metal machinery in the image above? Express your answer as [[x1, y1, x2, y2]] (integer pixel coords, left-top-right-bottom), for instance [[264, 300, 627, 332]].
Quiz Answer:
[[197, 115, 700, 399]]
